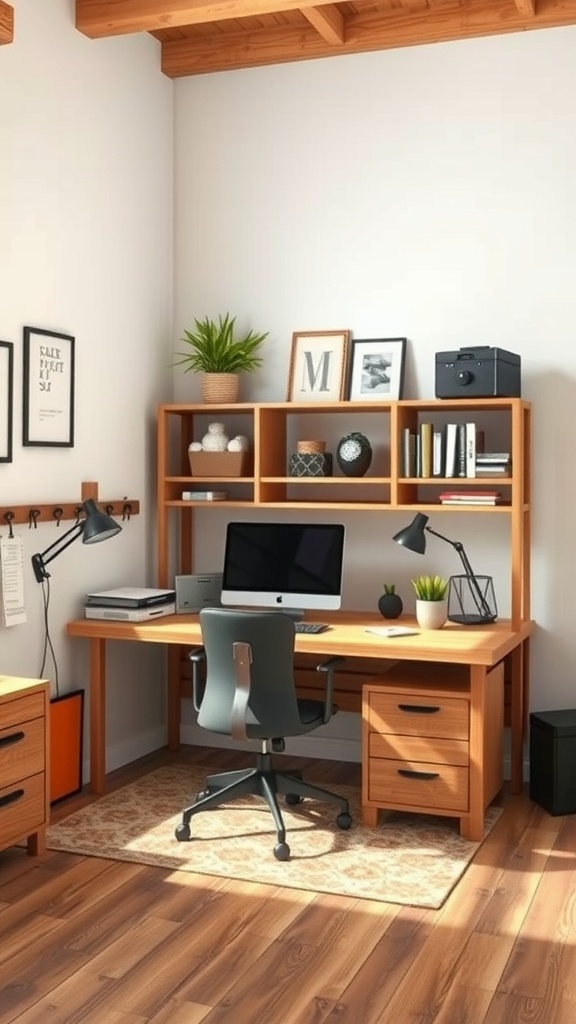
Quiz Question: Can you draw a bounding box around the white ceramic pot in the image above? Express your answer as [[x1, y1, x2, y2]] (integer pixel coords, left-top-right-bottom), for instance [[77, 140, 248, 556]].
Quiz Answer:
[[415, 599, 447, 630]]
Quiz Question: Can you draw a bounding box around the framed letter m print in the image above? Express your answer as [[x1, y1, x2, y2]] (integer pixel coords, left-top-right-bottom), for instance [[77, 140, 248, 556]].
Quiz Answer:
[[287, 330, 349, 402]]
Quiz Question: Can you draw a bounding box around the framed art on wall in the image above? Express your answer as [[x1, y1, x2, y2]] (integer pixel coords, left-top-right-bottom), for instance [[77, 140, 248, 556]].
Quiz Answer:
[[287, 330, 350, 402], [23, 326, 75, 447], [346, 337, 406, 401], [0, 340, 13, 463]]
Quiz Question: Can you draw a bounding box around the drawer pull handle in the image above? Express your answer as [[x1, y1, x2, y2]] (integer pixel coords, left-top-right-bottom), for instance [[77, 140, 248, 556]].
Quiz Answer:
[[398, 769, 440, 781], [398, 704, 440, 715], [0, 788, 25, 809], [0, 730, 25, 748]]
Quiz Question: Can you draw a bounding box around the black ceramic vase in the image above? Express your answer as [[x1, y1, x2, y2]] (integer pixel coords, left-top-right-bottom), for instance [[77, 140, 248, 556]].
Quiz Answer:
[[378, 592, 403, 619], [336, 432, 373, 477]]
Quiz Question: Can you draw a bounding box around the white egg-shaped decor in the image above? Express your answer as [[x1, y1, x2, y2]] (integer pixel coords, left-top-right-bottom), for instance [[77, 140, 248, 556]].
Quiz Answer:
[[188, 441, 203, 452], [228, 435, 250, 452], [201, 422, 229, 451]]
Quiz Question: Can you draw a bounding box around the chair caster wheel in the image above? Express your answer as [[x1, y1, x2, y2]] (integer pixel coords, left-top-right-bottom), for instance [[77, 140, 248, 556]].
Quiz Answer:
[[175, 822, 191, 842], [274, 842, 291, 861], [337, 812, 352, 830], [285, 793, 302, 805]]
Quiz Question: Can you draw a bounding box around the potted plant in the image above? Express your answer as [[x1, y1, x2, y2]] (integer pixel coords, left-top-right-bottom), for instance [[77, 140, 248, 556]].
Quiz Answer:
[[411, 574, 449, 629], [174, 313, 269, 404], [378, 583, 403, 619]]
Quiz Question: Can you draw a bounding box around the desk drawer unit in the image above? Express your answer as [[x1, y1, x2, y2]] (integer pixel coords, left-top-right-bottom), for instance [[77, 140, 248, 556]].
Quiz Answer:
[[362, 660, 504, 835], [364, 688, 470, 816], [362, 671, 471, 823], [0, 677, 50, 856]]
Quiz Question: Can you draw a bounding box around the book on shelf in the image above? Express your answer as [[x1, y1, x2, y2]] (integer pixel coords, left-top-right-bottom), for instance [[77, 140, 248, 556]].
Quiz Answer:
[[433, 430, 443, 476], [456, 424, 467, 478], [475, 452, 511, 464], [444, 423, 458, 477], [419, 422, 433, 478], [181, 490, 229, 500], [465, 422, 476, 478], [475, 464, 511, 476], [402, 428, 417, 477], [439, 489, 502, 505]]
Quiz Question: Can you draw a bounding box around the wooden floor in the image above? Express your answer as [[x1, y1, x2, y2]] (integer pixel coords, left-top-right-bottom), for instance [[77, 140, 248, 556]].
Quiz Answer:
[[1, 745, 576, 1024]]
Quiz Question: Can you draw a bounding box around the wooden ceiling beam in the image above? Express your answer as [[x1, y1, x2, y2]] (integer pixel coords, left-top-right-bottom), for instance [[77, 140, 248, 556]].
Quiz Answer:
[[301, 5, 345, 44], [0, 2, 13, 45], [161, 0, 576, 75], [76, 0, 338, 36]]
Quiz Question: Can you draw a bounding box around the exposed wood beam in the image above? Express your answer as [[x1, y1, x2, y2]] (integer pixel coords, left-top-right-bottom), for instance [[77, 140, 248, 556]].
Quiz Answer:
[[513, 0, 536, 14], [161, 0, 576, 76], [301, 5, 345, 45], [0, 2, 13, 45], [76, 0, 338, 36]]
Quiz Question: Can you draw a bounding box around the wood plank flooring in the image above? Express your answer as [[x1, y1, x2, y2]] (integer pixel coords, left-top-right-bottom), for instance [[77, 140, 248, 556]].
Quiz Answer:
[[1, 745, 575, 1023]]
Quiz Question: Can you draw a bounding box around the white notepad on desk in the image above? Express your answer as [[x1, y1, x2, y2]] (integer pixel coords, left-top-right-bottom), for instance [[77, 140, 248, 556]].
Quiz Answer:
[[364, 626, 420, 638]]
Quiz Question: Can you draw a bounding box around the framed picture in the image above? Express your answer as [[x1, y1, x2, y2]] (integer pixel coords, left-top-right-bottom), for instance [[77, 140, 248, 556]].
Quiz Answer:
[[0, 340, 13, 463], [346, 337, 406, 401], [23, 326, 75, 447], [287, 330, 350, 402]]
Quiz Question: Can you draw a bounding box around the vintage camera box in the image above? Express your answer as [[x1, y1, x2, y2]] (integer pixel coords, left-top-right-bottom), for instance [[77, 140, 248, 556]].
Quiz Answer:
[[435, 346, 521, 398]]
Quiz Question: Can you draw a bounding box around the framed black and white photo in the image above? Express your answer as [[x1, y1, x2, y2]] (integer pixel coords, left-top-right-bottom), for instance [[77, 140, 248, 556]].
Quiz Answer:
[[0, 340, 13, 463], [287, 330, 350, 402], [346, 337, 406, 401], [23, 326, 75, 447]]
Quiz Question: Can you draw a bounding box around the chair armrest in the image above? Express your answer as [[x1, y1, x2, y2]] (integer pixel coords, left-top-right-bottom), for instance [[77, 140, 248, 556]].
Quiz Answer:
[[316, 655, 344, 724], [187, 646, 206, 713]]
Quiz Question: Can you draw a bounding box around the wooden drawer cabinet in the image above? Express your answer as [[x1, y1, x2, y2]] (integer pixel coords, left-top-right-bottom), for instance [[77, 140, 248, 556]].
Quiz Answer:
[[0, 676, 50, 856], [362, 660, 504, 838]]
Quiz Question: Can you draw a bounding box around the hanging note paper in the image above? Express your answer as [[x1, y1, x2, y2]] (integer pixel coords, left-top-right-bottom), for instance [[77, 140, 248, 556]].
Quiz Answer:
[[0, 534, 27, 626]]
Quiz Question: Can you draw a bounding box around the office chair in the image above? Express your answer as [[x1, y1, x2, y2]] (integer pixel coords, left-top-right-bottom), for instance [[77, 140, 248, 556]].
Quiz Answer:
[[174, 607, 353, 860]]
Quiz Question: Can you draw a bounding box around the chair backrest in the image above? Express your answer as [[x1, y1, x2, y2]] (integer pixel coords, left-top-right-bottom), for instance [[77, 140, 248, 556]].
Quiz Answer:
[[197, 607, 304, 739]]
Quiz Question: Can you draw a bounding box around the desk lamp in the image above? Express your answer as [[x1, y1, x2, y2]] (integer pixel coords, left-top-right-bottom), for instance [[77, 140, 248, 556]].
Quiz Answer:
[[393, 512, 497, 625], [31, 498, 122, 583]]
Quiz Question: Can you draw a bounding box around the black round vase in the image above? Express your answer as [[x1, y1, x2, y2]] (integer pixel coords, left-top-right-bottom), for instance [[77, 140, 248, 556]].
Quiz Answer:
[[378, 593, 403, 619], [336, 432, 373, 477]]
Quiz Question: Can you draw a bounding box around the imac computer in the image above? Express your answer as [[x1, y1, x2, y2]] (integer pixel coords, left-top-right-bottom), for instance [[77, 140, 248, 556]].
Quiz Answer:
[[221, 521, 345, 618]]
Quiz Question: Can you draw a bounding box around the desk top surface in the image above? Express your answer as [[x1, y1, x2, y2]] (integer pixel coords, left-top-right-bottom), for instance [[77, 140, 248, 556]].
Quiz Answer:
[[66, 611, 533, 666]]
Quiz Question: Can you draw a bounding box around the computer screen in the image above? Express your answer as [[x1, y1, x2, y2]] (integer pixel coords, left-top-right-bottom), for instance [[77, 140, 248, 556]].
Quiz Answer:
[[221, 521, 345, 613]]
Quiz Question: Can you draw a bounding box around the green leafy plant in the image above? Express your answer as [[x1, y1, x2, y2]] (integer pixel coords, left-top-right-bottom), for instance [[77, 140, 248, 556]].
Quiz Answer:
[[382, 583, 397, 594], [411, 574, 449, 601], [174, 313, 269, 374]]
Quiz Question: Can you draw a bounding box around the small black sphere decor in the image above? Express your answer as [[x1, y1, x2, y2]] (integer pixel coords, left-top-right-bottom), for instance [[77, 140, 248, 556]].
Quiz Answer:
[[336, 432, 372, 477], [378, 584, 403, 619]]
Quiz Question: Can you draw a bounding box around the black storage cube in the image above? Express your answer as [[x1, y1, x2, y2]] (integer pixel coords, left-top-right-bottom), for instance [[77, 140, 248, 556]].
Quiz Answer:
[[529, 710, 576, 815]]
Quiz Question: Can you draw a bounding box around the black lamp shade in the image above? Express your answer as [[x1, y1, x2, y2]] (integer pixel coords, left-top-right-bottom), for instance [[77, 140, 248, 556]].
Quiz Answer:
[[392, 513, 429, 554], [82, 498, 122, 544]]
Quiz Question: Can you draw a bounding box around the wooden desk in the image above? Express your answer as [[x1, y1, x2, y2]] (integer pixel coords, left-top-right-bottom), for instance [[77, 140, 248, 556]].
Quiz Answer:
[[66, 611, 533, 840]]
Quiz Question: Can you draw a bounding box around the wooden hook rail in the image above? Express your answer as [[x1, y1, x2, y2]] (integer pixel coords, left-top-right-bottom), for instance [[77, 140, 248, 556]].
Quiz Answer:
[[0, 481, 140, 530]]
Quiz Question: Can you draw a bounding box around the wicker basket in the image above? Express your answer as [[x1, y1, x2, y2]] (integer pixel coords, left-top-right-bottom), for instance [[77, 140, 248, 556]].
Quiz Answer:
[[188, 450, 252, 476], [201, 373, 240, 404], [296, 439, 326, 454]]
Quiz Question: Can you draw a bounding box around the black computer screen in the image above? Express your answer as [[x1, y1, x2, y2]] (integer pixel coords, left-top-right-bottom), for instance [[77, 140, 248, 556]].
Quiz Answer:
[[221, 522, 345, 611]]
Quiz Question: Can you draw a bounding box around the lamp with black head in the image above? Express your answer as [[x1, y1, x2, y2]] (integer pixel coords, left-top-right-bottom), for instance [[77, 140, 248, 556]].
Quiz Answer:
[[393, 512, 497, 625], [31, 498, 122, 583]]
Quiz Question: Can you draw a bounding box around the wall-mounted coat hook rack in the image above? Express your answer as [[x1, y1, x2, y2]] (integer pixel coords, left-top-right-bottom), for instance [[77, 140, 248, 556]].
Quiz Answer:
[[0, 481, 140, 530]]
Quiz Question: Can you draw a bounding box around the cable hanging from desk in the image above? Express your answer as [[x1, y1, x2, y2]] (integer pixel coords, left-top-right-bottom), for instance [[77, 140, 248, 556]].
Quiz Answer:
[[0, 479, 140, 531]]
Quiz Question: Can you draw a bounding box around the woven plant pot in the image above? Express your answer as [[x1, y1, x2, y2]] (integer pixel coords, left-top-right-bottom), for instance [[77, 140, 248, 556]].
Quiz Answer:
[[201, 373, 240, 404]]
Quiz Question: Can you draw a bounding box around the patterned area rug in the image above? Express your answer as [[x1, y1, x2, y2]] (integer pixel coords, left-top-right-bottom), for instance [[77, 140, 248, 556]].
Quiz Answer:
[[46, 764, 501, 909]]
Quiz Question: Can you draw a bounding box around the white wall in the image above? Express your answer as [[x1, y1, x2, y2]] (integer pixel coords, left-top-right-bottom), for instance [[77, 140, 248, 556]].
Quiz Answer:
[[174, 26, 576, 717], [1, 1, 174, 772]]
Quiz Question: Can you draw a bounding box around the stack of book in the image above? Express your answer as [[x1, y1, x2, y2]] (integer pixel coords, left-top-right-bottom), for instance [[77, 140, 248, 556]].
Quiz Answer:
[[439, 490, 502, 506], [475, 452, 511, 477]]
